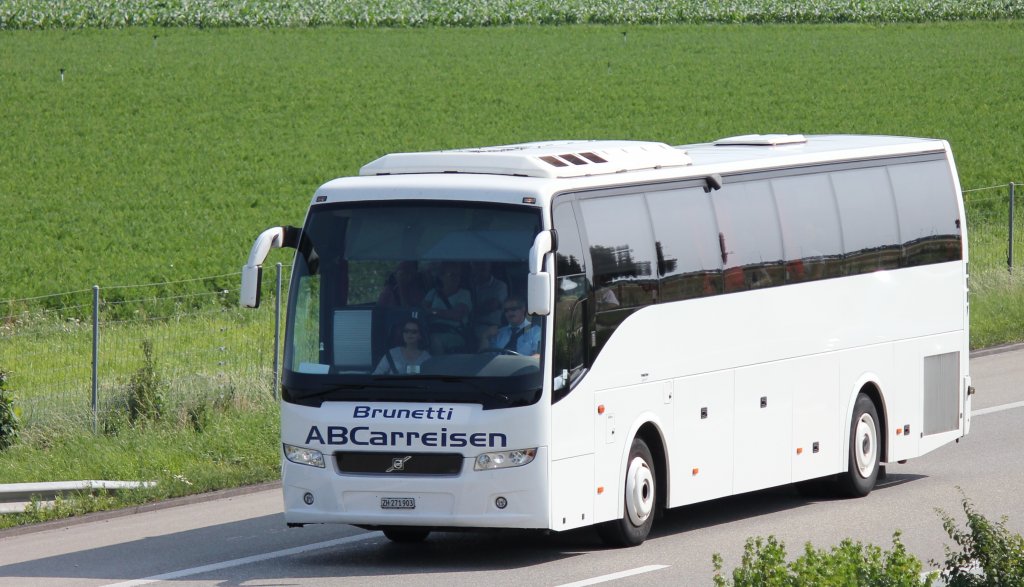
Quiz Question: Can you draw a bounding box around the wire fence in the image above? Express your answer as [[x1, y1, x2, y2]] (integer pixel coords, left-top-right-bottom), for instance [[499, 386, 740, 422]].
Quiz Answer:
[[963, 182, 1022, 273], [0, 182, 1020, 434], [0, 265, 290, 434]]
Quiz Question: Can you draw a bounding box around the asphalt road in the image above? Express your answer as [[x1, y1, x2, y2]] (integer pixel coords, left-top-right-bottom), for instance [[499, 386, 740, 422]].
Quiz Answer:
[[1, 346, 1021, 587]]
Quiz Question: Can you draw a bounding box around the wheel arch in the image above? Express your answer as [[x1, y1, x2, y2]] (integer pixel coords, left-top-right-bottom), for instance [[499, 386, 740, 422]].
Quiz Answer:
[[633, 420, 669, 512]]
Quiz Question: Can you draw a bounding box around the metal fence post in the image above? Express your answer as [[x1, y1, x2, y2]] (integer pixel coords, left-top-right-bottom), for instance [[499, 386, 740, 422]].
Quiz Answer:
[[92, 285, 99, 434], [1010, 182, 1016, 273], [273, 262, 282, 399]]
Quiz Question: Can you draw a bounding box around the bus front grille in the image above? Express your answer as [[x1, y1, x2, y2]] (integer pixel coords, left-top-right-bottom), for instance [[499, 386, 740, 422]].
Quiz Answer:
[[335, 452, 464, 476]]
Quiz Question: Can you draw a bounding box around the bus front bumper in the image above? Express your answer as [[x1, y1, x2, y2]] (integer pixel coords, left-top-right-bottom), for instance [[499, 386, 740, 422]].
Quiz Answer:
[[281, 447, 550, 529]]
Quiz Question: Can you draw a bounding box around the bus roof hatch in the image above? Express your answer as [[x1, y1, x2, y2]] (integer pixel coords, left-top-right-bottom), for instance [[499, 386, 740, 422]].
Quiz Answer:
[[713, 134, 808, 146], [359, 140, 693, 179]]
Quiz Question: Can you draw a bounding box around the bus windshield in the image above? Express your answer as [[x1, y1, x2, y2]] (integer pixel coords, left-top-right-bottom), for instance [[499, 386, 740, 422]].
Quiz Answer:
[[282, 201, 545, 409]]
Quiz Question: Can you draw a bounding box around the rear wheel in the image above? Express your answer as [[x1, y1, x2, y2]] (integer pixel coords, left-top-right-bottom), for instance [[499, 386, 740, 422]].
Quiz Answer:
[[597, 437, 656, 547], [382, 527, 431, 543], [838, 394, 881, 497]]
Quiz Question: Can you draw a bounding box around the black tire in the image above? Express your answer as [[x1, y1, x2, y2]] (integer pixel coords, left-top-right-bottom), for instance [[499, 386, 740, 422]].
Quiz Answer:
[[597, 437, 656, 547], [382, 527, 431, 543], [837, 394, 881, 497]]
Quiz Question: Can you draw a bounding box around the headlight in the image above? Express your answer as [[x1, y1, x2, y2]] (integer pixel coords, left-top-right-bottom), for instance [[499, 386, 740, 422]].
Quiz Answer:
[[474, 448, 537, 471], [283, 443, 326, 468]]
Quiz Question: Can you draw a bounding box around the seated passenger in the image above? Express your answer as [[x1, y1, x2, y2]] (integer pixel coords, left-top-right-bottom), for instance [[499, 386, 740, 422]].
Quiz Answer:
[[480, 296, 541, 357], [377, 261, 426, 307], [422, 262, 473, 354], [373, 320, 431, 375]]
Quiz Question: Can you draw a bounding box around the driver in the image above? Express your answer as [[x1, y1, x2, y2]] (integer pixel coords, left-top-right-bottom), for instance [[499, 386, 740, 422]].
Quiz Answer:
[[480, 296, 541, 357]]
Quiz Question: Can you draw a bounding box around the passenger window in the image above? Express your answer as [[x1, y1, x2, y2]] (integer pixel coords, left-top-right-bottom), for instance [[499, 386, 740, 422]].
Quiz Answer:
[[772, 174, 844, 283], [888, 160, 963, 266], [552, 201, 588, 398], [646, 187, 723, 300], [578, 194, 659, 355], [579, 194, 659, 309], [711, 180, 785, 292], [832, 167, 902, 274]]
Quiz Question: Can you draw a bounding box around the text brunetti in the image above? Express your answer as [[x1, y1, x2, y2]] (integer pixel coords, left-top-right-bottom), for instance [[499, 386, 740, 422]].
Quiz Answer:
[[303, 405, 507, 448]]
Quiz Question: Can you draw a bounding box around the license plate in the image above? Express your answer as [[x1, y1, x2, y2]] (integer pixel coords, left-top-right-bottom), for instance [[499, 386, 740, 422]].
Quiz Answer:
[[380, 497, 416, 510]]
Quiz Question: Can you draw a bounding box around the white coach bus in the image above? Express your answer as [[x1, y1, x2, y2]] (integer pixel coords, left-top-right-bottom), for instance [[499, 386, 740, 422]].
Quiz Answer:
[[241, 134, 971, 546]]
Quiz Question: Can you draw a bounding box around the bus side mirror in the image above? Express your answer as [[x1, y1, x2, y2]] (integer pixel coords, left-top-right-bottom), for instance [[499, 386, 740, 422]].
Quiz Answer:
[[527, 230, 553, 316], [240, 265, 264, 309], [240, 226, 299, 309], [527, 273, 551, 316]]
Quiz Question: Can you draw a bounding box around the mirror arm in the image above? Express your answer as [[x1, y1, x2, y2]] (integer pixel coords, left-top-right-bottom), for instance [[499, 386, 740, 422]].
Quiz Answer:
[[240, 226, 298, 309]]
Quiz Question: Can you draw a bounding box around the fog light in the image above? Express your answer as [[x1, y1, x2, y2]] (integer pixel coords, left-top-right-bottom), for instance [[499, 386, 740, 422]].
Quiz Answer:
[[303, 492, 315, 505], [495, 496, 508, 509], [284, 443, 326, 468]]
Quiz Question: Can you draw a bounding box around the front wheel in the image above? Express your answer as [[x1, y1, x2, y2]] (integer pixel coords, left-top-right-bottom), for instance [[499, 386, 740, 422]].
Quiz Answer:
[[597, 437, 656, 547], [838, 394, 881, 497]]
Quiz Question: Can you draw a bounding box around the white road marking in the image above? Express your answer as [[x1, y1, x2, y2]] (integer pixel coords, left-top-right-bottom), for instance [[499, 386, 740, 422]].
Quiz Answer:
[[973, 400, 1024, 416], [554, 564, 670, 586], [101, 533, 380, 587]]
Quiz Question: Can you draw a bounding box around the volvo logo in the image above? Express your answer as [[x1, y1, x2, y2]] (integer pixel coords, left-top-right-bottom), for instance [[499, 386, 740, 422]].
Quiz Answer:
[[386, 456, 412, 472]]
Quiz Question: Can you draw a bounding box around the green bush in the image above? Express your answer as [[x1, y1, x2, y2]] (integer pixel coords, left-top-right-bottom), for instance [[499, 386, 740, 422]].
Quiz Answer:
[[126, 340, 165, 425], [935, 495, 1024, 586], [713, 532, 931, 587], [0, 369, 20, 450]]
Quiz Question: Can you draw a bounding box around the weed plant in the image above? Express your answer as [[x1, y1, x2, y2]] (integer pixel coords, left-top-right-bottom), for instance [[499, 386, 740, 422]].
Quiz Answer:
[[712, 532, 930, 586], [0, 370, 19, 451], [935, 495, 1024, 586], [713, 496, 1024, 585]]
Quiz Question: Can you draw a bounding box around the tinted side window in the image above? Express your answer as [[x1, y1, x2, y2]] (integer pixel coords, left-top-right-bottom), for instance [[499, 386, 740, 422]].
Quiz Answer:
[[888, 160, 963, 266], [712, 180, 785, 292], [772, 174, 844, 283], [554, 202, 586, 277], [552, 201, 588, 399], [646, 187, 723, 300], [579, 194, 659, 309], [831, 166, 902, 274], [578, 194, 658, 354]]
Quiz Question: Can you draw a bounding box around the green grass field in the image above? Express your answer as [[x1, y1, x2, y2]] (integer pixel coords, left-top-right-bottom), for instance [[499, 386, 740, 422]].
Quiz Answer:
[[2, 22, 1023, 302]]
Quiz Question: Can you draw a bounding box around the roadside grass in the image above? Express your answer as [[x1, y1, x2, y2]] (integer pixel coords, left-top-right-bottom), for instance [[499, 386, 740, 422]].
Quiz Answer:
[[969, 268, 1024, 350], [0, 393, 279, 530]]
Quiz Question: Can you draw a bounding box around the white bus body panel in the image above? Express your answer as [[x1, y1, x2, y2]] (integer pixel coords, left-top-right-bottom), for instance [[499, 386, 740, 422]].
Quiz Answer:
[[574, 261, 964, 521]]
